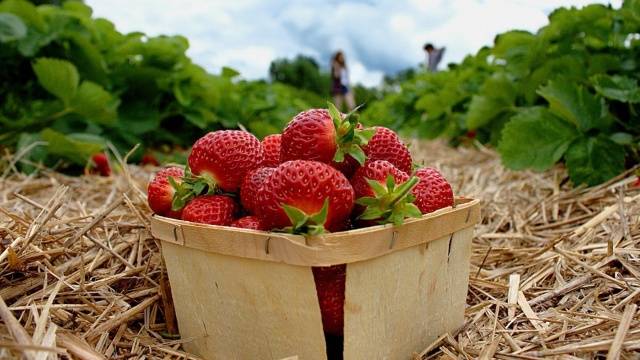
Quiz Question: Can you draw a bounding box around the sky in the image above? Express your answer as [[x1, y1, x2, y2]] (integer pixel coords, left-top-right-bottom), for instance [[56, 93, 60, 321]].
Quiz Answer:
[[86, 0, 623, 87]]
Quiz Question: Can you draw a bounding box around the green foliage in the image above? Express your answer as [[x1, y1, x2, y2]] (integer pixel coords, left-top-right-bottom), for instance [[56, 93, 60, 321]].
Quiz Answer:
[[0, 0, 322, 172], [363, 1, 640, 186], [269, 55, 330, 97]]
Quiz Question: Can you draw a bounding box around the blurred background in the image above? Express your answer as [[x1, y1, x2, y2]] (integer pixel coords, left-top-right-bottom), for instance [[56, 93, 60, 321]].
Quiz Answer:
[[1, 0, 638, 186]]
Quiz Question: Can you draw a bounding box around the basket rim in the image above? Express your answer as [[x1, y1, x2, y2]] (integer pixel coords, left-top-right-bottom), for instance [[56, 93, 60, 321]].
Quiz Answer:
[[150, 197, 480, 266]]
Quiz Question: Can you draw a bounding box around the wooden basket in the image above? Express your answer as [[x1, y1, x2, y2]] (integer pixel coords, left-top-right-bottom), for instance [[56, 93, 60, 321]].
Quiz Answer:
[[150, 197, 481, 360]]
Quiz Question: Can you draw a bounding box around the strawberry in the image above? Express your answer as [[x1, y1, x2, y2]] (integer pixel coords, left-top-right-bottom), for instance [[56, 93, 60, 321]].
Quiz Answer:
[[412, 167, 454, 214], [261, 134, 282, 167], [256, 160, 354, 233], [89, 153, 111, 176], [353, 160, 421, 226], [312, 264, 346, 336], [230, 216, 266, 230], [147, 167, 185, 218], [364, 127, 412, 174], [280, 104, 375, 168], [240, 167, 275, 214], [141, 154, 159, 166], [188, 130, 263, 192], [181, 195, 238, 226]]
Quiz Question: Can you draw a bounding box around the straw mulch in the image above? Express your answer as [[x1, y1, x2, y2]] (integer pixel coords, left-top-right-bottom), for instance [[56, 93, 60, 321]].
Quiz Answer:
[[1, 141, 639, 359]]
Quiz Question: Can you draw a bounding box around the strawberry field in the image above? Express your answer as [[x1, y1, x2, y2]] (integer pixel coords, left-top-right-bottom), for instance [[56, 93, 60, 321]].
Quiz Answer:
[[1, 0, 640, 359]]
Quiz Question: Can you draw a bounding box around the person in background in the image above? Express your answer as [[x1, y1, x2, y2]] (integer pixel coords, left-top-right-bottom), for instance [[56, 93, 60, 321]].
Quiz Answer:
[[424, 43, 446, 72], [331, 51, 355, 111]]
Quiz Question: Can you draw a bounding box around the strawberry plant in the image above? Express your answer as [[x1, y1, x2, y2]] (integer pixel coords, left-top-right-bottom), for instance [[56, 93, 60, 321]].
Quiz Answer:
[[0, 0, 323, 172], [363, 0, 640, 186]]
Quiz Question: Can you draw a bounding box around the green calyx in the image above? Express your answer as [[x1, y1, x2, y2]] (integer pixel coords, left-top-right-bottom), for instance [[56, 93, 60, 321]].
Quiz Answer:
[[281, 198, 330, 236], [169, 167, 218, 211], [356, 175, 422, 226], [328, 102, 376, 166]]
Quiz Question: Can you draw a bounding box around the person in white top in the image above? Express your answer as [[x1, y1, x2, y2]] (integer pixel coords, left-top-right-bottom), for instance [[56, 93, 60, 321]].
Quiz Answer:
[[424, 43, 446, 72], [331, 51, 356, 111]]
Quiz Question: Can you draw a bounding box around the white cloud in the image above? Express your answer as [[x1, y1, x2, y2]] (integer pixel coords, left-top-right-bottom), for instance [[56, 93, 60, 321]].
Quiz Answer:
[[86, 0, 624, 87]]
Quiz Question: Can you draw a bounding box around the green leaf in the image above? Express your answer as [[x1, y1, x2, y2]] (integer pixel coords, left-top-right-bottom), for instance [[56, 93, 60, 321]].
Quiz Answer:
[[0, 0, 46, 32], [467, 73, 517, 130], [498, 107, 578, 171], [385, 174, 395, 192], [355, 197, 378, 206], [282, 204, 309, 228], [347, 144, 366, 165], [309, 198, 329, 225], [565, 136, 626, 186], [610, 132, 634, 145], [70, 81, 119, 125], [0, 13, 26, 42], [41, 128, 103, 165], [537, 80, 610, 131], [591, 74, 640, 103], [32, 58, 79, 105], [62, 0, 93, 17], [366, 178, 387, 196], [221, 66, 240, 78], [327, 102, 342, 129]]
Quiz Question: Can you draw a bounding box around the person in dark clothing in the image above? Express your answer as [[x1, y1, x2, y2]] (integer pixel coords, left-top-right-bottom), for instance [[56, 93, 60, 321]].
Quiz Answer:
[[424, 43, 446, 72], [330, 51, 355, 111]]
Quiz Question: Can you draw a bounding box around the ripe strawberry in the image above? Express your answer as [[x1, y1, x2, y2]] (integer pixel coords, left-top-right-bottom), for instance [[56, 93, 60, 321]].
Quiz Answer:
[[188, 130, 263, 192], [147, 167, 184, 218], [364, 127, 412, 174], [240, 167, 275, 214], [181, 195, 238, 226], [412, 167, 454, 214], [256, 160, 354, 233], [261, 134, 282, 167], [312, 264, 346, 336], [141, 154, 159, 166], [352, 160, 421, 226], [280, 105, 374, 168], [89, 153, 111, 176], [230, 216, 266, 230]]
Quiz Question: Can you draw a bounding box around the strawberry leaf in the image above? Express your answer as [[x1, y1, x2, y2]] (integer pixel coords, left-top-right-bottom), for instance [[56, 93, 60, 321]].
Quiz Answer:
[[385, 174, 395, 192], [282, 204, 309, 229], [347, 144, 366, 165], [280, 198, 330, 235], [328, 102, 371, 166], [357, 176, 421, 226], [309, 198, 329, 225], [366, 178, 388, 196]]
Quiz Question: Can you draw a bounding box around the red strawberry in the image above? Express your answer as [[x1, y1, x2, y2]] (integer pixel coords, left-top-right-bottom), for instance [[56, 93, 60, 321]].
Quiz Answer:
[[89, 153, 111, 176], [188, 130, 263, 192], [141, 154, 159, 166], [351, 160, 409, 200], [261, 134, 282, 167], [281, 109, 336, 163], [312, 264, 346, 336], [147, 167, 184, 218], [256, 160, 354, 233], [240, 167, 275, 214], [364, 127, 412, 174], [181, 195, 238, 226], [412, 167, 454, 214], [280, 105, 374, 168], [230, 216, 266, 230]]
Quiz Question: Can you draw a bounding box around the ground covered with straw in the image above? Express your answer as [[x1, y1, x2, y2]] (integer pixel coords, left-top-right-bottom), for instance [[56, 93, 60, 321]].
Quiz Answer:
[[1, 141, 639, 359]]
